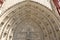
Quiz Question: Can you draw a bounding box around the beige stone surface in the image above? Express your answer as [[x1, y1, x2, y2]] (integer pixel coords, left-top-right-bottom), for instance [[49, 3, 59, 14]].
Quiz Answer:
[[0, 0, 60, 40]]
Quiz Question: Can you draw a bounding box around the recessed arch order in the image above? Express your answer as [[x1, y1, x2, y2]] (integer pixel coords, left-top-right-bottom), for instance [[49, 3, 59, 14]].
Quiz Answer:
[[0, 0, 60, 40]]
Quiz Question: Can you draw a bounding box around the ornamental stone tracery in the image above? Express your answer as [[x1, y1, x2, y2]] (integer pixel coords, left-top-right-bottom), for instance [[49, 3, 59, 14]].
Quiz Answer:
[[0, 0, 60, 40]]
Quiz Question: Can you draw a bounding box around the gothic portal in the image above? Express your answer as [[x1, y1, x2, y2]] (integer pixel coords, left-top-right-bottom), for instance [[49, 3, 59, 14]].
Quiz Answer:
[[0, 0, 60, 40]]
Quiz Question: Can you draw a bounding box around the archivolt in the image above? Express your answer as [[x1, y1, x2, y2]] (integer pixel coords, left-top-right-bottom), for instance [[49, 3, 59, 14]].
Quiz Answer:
[[0, 1, 60, 40]]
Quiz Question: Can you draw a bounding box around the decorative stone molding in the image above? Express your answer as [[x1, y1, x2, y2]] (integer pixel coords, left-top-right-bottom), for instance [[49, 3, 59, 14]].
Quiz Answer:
[[0, 0, 60, 40]]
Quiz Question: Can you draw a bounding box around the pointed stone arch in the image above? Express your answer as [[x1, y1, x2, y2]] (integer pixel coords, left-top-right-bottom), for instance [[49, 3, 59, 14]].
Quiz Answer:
[[0, 0, 60, 40]]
